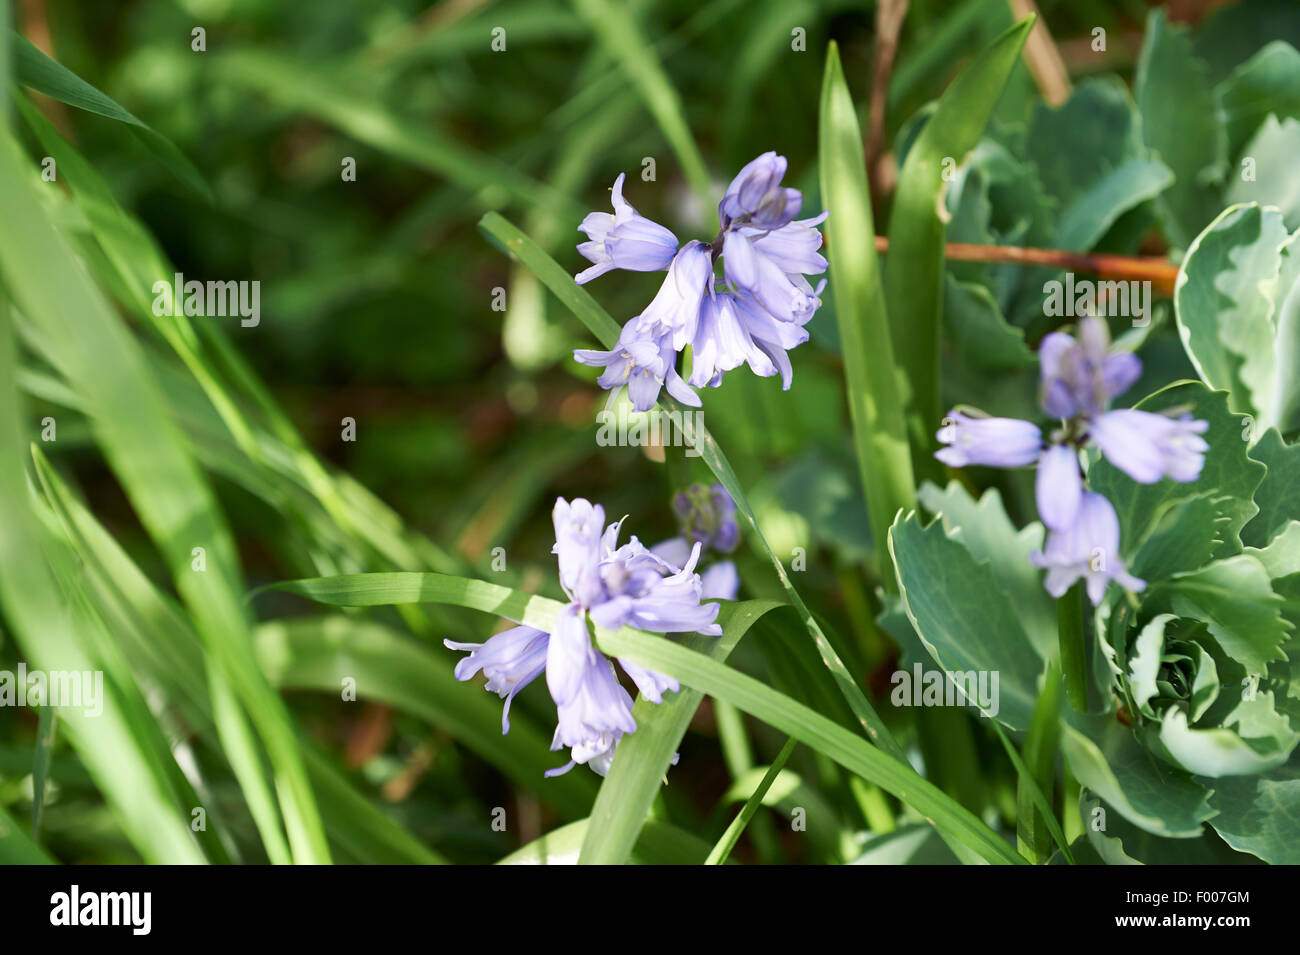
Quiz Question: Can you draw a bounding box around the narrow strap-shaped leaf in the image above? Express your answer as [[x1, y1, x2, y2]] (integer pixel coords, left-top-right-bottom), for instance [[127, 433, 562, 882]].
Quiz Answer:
[[0, 804, 53, 865], [577, 600, 785, 864], [11, 31, 210, 198], [883, 17, 1034, 479], [819, 41, 916, 583], [705, 737, 798, 865], [594, 625, 1023, 864], [0, 128, 329, 863], [265, 571, 1023, 864]]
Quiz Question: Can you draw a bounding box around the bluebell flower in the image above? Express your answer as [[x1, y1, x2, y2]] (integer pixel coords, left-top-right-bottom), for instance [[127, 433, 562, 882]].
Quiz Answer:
[[742, 212, 830, 273], [1087, 409, 1209, 484], [722, 230, 824, 326], [700, 562, 740, 601], [718, 151, 802, 231], [635, 240, 714, 350], [672, 482, 740, 553], [1035, 443, 1083, 532], [652, 483, 741, 601], [648, 539, 739, 601], [447, 497, 721, 776], [545, 603, 637, 776], [573, 152, 828, 404], [573, 321, 700, 411], [590, 537, 722, 635], [688, 292, 777, 388], [730, 291, 816, 390], [1038, 317, 1142, 419], [551, 496, 608, 608], [936, 316, 1207, 603], [935, 411, 1043, 468], [443, 624, 548, 733], [576, 173, 679, 285], [1030, 492, 1146, 604]]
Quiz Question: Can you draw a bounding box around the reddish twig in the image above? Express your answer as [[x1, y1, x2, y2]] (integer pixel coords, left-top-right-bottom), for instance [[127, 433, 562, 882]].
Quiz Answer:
[[872, 236, 1180, 295]]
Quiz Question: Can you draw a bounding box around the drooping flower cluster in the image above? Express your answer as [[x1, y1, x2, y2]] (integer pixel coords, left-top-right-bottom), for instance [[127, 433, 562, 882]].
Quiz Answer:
[[444, 498, 721, 777], [651, 483, 741, 601], [573, 153, 828, 410], [936, 316, 1209, 603]]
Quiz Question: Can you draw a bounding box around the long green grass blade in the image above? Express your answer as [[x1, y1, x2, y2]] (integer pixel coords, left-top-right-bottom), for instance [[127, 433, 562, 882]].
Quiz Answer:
[[0, 292, 204, 864], [35, 450, 459, 862], [1009, 661, 1069, 864], [883, 17, 1034, 478], [499, 817, 714, 865], [0, 804, 53, 864], [818, 42, 916, 584], [10, 31, 209, 198], [266, 571, 1022, 864], [577, 600, 784, 864], [705, 736, 798, 865], [253, 615, 597, 816], [0, 128, 329, 863], [30, 702, 56, 839], [30, 447, 292, 864], [219, 48, 582, 223], [595, 625, 1023, 864]]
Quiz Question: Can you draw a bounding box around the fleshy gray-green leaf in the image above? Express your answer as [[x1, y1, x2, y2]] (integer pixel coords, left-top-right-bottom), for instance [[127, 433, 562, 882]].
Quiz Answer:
[[1226, 117, 1300, 229], [1241, 428, 1300, 548], [889, 510, 1046, 730], [1162, 555, 1290, 673], [1217, 41, 1300, 157], [917, 480, 1056, 657], [1135, 9, 1228, 251], [942, 275, 1036, 370], [1060, 712, 1213, 838], [1175, 203, 1300, 431], [1206, 757, 1300, 863]]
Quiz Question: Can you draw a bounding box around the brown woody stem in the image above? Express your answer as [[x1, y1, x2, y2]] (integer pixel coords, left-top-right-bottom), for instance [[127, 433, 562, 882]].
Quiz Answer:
[[871, 236, 1180, 295]]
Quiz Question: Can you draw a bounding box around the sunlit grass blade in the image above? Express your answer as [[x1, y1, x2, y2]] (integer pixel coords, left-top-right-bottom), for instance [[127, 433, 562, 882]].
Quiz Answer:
[[883, 16, 1034, 479], [1003, 661, 1072, 864], [31, 449, 460, 861], [0, 296, 205, 864], [477, 211, 906, 762], [499, 818, 714, 865], [297, 743, 448, 865], [0, 804, 53, 864], [569, 0, 714, 213], [818, 41, 916, 583], [0, 128, 329, 863], [253, 615, 597, 816], [577, 600, 785, 864], [10, 31, 210, 198], [19, 99, 463, 580], [595, 625, 1023, 864], [479, 211, 621, 344], [265, 571, 1023, 864], [706, 736, 797, 865], [32, 444, 292, 864]]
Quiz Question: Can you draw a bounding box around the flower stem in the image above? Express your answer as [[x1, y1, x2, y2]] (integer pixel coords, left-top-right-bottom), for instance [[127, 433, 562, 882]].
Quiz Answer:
[[1057, 582, 1088, 711], [1017, 659, 1062, 863]]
